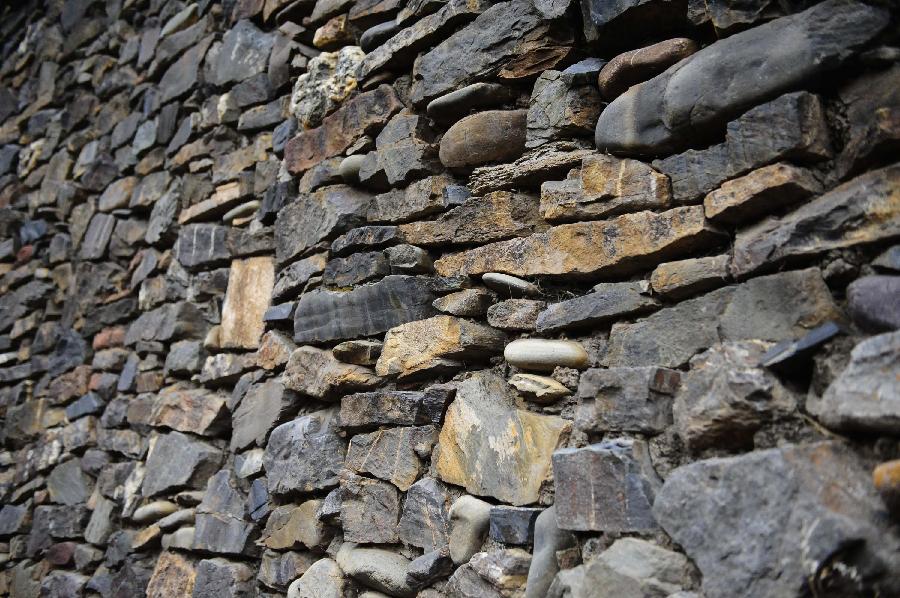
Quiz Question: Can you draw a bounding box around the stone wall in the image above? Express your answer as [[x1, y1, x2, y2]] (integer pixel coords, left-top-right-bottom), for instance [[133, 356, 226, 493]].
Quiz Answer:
[[0, 0, 899, 595]]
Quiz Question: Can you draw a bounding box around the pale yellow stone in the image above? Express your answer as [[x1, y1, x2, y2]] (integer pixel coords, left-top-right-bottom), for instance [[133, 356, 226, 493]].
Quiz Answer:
[[220, 257, 275, 349]]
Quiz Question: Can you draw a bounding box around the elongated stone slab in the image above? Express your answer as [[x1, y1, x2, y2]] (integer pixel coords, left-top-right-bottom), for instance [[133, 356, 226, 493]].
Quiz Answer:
[[434, 206, 724, 279], [293, 275, 438, 344], [595, 0, 888, 155], [732, 162, 900, 278]]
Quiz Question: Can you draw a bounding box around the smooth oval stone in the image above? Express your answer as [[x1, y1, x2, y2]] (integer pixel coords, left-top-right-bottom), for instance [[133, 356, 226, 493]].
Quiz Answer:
[[597, 38, 699, 100], [360, 21, 401, 52], [426, 83, 518, 125], [504, 339, 589, 372], [132, 500, 179, 524], [508, 373, 571, 403], [438, 110, 527, 168], [482, 272, 540, 297], [222, 200, 260, 222], [339, 154, 367, 183], [162, 526, 196, 550], [157, 508, 196, 531]]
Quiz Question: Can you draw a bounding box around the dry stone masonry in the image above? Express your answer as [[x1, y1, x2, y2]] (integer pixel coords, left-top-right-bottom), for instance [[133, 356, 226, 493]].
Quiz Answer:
[[0, 0, 898, 596]]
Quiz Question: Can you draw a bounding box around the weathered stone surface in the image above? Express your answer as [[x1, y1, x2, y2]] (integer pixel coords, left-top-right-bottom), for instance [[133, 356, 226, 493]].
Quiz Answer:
[[653, 92, 832, 203], [703, 162, 822, 225], [259, 550, 317, 591], [552, 439, 660, 532], [410, 0, 572, 105], [371, 110, 441, 185], [128, 385, 228, 436], [293, 275, 438, 344], [446, 562, 506, 597], [527, 71, 600, 148], [175, 224, 231, 271], [376, 316, 506, 378], [275, 185, 370, 265], [434, 288, 496, 317], [426, 83, 518, 125], [361, 0, 488, 79], [674, 341, 797, 451], [435, 206, 724, 279], [336, 544, 416, 597], [323, 251, 390, 287], [333, 339, 383, 365], [598, 38, 698, 101], [285, 85, 403, 174], [486, 299, 545, 331], [504, 339, 589, 371], [733, 163, 900, 277], [331, 225, 405, 255], [576, 366, 680, 434], [470, 141, 594, 195], [0, 504, 30, 537], [439, 110, 527, 168], [399, 191, 540, 248], [340, 473, 401, 544], [595, 1, 888, 155], [219, 258, 273, 350], [160, 36, 213, 102], [146, 552, 196, 598], [272, 253, 328, 302], [807, 331, 900, 434], [398, 477, 452, 551], [193, 559, 254, 598], [283, 345, 381, 399], [847, 275, 900, 332], [142, 432, 222, 497], [435, 371, 571, 505], [264, 409, 346, 496], [208, 20, 275, 86], [407, 547, 454, 590], [79, 213, 116, 260], [650, 254, 730, 300], [264, 501, 330, 550], [192, 471, 257, 556], [653, 442, 900, 598], [368, 174, 454, 224], [606, 268, 842, 368], [536, 282, 658, 331], [231, 379, 299, 451], [583, 538, 692, 598], [508, 373, 571, 403], [339, 386, 456, 430], [540, 154, 671, 223], [346, 425, 437, 490], [290, 46, 365, 129]]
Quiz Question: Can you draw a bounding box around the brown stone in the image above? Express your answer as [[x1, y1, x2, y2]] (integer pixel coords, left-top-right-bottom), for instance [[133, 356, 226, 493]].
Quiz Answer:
[[434, 206, 725, 279], [313, 14, 355, 49], [256, 330, 296, 370], [283, 346, 381, 399], [649, 254, 731, 300], [703, 162, 822, 225], [469, 140, 594, 195], [439, 110, 527, 168], [127, 385, 229, 436], [376, 316, 507, 379], [285, 85, 403, 174], [540, 154, 671, 223], [434, 370, 571, 505], [146, 552, 196, 598], [220, 257, 274, 349], [598, 38, 699, 100]]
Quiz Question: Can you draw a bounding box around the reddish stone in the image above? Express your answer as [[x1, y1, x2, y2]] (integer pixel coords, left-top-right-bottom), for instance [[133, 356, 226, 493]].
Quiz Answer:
[[93, 327, 126, 350]]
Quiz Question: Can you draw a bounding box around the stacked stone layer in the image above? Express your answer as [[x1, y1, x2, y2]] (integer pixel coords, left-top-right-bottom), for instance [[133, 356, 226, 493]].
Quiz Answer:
[[0, 0, 899, 596]]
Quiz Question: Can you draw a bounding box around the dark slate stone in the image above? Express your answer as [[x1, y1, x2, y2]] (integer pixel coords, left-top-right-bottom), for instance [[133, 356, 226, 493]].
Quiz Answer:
[[79, 213, 116, 260], [758, 321, 843, 373], [264, 302, 296, 323], [339, 385, 456, 431], [193, 471, 259, 556], [208, 20, 275, 86], [263, 408, 346, 496], [407, 547, 455, 590], [175, 223, 232, 271], [489, 506, 543, 544], [552, 439, 660, 533], [141, 431, 223, 497], [847, 275, 900, 332], [535, 282, 659, 332], [596, 0, 888, 156], [323, 251, 390, 287], [575, 366, 681, 434], [0, 504, 30, 538], [331, 225, 404, 256], [397, 477, 452, 551], [48, 328, 88, 377], [293, 275, 438, 344], [340, 473, 401, 544]]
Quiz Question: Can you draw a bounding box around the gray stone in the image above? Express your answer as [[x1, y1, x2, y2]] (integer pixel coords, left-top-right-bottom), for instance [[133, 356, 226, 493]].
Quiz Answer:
[[79, 213, 116, 260], [489, 506, 542, 545], [526, 70, 601, 148], [287, 558, 347, 598], [272, 253, 328, 301], [873, 245, 900, 272], [407, 547, 454, 590], [209, 20, 275, 86], [160, 36, 213, 102], [426, 83, 518, 125], [674, 341, 798, 452], [293, 275, 437, 344], [339, 386, 456, 431], [470, 549, 531, 595], [333, 339, 383, 365], [576, 366, 680, 434], [323, 251, 390, 287], [340, 473, 401, 544], [445, 563, 505, 597], [598, 38, 699, 100], [142, 432, 223, 497], [264, 409, 346, 496], [193, 471, 258, 555], [282, 345, 381, 400], [487, 299, 545, 331], [595, 1, 888, 155], [847, 275, 900, 332], [47, 459, 91, 505], [346, 426, 437, 491], [552, 439, 660, 532], [653, 91, 832, 203], [808, 331, 900, 434], [275, 185, 370, 265], [373, 110, 441, 186], [536, 282, 658, 332], [653, 442, 900, 598], [650, 254, 731, 300], [259, 550, 317, 592], [369, 174, 455, 224], [175, 224, 231, 271], [0, 504, 30, 537], [331, 225, 405, 255], [583, 538, 692, 598], [448, 495, 492, 564], [732, 164, 900, 277], [524, 506, 576, 598], [336, 544, 416, 597], [398, 477, 453, 551], [193, 559, 255, 597], [231, 380, 300, 451], [606, 268, 843, 368]]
